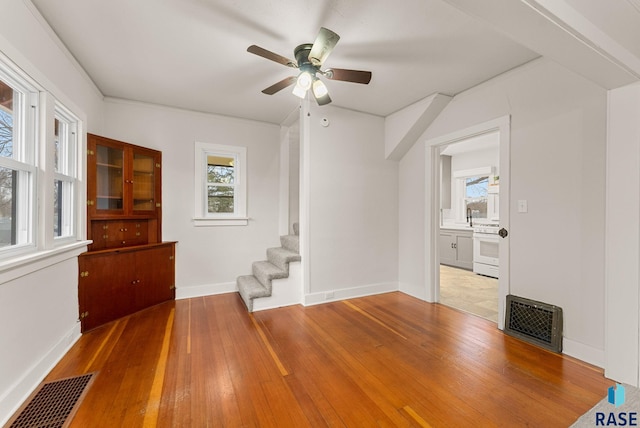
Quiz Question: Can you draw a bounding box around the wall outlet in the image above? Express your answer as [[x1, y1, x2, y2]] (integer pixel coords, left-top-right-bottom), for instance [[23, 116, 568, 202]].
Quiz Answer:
[[325, 291, 335, 300]]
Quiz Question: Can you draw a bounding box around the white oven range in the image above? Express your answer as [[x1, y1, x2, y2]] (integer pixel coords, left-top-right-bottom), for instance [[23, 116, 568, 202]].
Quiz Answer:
[[473, 223, 499, 278]]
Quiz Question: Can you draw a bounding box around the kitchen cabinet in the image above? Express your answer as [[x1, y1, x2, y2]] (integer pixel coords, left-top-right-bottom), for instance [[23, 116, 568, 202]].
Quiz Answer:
[[80, 133, 176, 332], [440, 228, 473, 270], [78, 243, 176, 332]]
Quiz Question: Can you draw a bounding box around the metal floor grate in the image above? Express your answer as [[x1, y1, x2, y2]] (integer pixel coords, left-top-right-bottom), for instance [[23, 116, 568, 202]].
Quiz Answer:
[[505, 295, 563, 353], [7, 373, 96, 428]]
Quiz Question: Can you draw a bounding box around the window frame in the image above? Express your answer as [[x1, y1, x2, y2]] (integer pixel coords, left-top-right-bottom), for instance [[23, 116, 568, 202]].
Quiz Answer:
[[0, 51, 88, 272], [453, 167, 495, 223], [0, 64, 38, 258], [193, 142, 247, 226], [52, 103, 79, 242]]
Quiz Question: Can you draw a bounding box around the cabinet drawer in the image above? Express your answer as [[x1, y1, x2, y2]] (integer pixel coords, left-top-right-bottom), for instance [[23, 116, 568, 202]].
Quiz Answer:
[[91, 220, 149, 250]]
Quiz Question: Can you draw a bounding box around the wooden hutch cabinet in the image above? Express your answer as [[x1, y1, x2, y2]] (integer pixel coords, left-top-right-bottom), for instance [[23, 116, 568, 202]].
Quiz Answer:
[[79, 133, 176, 332]]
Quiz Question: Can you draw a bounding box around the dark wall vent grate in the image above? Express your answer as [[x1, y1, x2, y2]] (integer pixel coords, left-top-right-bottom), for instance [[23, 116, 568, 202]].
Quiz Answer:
[[7, 372, 96, 428], [505, 295, 563, 353]]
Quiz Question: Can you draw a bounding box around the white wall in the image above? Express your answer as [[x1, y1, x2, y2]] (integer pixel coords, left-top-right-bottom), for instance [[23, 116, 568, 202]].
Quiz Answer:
[[447, 147, 499, 222], [450, 148, 499, 174], [0, 1, 105, 423], [0, 1, 104, 133], [400, 58, 608, 365], [398, 142, 427, 300], [305, 105, 399, 303], [103, 99, 282, 297], [288, 122, 300, 232], [605, 82, 640, 385]]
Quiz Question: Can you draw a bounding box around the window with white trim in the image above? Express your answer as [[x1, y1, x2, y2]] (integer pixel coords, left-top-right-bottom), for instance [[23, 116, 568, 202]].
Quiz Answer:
[[0, 68, 37, 254], [53, 105, 78, 239], [194, 142, 247, 226], [0, 52, 85, 265]]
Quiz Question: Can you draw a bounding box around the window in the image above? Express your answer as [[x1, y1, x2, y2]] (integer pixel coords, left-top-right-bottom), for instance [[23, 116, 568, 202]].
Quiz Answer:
[[194, 142, 247, 226], [454, 167, 496, 222], [53, 105, 79, 239], [464, 175, 489, 218], [0, 70, 37, 254], [0, 52, 86, 267]]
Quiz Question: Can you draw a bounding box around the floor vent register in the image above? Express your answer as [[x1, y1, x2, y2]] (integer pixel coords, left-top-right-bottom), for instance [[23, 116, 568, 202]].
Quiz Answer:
[[6, 373, 96, 428], [505, 294, 563, 353]]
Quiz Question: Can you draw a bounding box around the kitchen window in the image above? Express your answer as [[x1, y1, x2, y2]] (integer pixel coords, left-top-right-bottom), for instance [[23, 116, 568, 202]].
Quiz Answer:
[[454, 167, 496, 222], [193, 142, 247, 226], [464, 175, 489, 219]]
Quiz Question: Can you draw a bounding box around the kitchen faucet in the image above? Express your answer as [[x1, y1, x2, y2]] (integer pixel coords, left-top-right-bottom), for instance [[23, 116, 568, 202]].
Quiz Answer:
[[467, 207, 473, 227]]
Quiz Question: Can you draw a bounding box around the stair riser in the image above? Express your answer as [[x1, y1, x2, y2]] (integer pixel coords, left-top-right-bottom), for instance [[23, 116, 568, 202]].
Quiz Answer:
[[280, 235, 299, 253], [236, 229, 301, 312]]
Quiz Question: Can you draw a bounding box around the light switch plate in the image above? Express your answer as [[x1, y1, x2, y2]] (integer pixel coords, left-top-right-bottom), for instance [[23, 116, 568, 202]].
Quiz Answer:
[[517, 200, 528, 213]]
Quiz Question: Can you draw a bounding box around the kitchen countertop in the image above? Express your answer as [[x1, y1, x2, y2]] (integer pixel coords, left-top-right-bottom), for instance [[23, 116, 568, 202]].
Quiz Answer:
[[440, 223, 474, 231]]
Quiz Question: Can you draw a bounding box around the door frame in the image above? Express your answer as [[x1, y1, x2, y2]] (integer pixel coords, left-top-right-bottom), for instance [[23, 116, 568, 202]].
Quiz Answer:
[[425, 115, 510, 329]]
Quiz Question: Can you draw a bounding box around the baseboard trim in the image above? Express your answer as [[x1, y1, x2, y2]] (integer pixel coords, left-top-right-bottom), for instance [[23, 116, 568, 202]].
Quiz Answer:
[[398, 282, 429, 301], [562, 338, 604, 369], [175, 281, 237, 300], [0, 322, 81, 427], [304, 282, 399, 306]]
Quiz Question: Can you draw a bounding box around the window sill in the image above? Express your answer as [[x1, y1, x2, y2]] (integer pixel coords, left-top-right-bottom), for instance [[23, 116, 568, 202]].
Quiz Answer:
[[0, 240, 91, 285], [192, 217, 249, 227]]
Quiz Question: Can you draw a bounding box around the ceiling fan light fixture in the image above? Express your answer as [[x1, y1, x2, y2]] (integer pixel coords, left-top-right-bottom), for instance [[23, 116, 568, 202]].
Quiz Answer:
[[292, 71, 313, 98], [312, 78, 331, 105], [312, 78, 328, 97]]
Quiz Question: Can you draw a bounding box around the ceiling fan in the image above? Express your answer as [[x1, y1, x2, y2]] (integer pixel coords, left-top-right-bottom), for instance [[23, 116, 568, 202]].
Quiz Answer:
[[247, 27, 372, 106]]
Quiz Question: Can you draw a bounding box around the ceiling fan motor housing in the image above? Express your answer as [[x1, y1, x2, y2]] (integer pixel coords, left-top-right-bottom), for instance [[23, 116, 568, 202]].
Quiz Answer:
[[294, 43, 317, 73]]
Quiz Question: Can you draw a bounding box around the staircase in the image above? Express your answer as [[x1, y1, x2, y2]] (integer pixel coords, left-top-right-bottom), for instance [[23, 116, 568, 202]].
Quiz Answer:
[[237, 224, 301, 312]]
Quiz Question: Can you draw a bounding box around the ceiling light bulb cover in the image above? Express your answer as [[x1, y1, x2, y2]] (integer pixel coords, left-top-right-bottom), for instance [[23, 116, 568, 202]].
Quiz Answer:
[[292, 84, 307, 99], [292, 71, 313, 99], [312, 78, 331, 105], [312, 79, 328, 97], [297, 72, 312, 90]]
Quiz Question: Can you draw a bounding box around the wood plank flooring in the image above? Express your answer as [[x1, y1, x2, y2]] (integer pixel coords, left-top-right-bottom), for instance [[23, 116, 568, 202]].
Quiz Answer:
[[43, 292, 611, 427]]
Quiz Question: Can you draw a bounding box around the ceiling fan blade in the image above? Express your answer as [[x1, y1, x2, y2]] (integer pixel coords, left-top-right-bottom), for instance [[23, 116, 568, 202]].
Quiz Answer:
[[308, 27, 340, 67], [261, 76, 297, 95], [325, 68, 372, 84], [247, 45, 297, 68]]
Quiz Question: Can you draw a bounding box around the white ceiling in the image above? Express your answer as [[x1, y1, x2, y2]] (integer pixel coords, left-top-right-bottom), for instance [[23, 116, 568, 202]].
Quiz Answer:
[[30, 0, 540, 124]]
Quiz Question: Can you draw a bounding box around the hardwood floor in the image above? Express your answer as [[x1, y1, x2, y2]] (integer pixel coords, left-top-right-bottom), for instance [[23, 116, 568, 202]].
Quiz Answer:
[[43, 292, 610, 427]]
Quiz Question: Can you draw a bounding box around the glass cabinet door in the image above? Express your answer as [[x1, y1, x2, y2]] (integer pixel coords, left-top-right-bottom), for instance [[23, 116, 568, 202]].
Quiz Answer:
[[132, 152, 155, 212], [96, 144, 124, 211]]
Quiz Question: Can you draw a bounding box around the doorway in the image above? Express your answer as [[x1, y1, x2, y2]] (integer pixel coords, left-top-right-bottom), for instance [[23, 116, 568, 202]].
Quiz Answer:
[[438, 132, 500, 322], [426, 116, 510, 329]]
